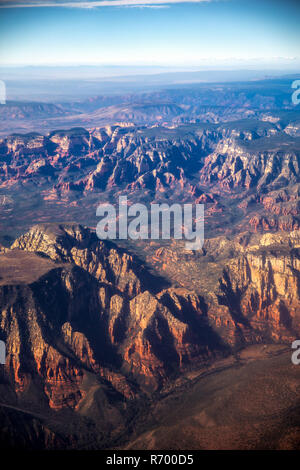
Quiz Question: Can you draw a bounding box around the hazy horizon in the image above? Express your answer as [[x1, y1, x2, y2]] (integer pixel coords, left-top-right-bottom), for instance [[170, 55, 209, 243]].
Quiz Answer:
[[0, 0, 299, 68]]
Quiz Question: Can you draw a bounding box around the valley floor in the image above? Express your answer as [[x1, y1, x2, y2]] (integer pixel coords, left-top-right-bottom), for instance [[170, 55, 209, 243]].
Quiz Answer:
[[122, 344, 300, 450], [2, 344, 299, 450]]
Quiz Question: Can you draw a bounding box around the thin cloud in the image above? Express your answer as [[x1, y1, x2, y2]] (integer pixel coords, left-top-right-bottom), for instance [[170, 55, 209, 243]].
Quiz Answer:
[[0, 0, 212, 9], [125, 4, 170, 7]]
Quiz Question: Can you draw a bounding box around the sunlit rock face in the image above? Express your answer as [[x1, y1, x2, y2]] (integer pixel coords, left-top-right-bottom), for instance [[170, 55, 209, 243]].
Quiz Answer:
[[1, 223, 299, 421], [0, 224, 225, 411], [0, 115, 300, 449], [1, 123, 299, 240]]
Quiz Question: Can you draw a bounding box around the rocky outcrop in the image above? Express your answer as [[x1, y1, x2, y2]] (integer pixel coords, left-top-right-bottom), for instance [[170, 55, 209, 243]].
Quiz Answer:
[[199, 136, 300, 191], [0, 224, 300, 449], [12, 224, 150, 298], [215, 236, 300, 343], [3, 223, 300, 409], [0, 123, 299, 239], [0, 260, 132, 408], [0, 224, 229, 413], [140, 231, 300, 349]]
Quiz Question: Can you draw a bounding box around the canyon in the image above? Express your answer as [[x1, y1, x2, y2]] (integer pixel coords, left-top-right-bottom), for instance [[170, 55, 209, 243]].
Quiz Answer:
[[0, 80, 300, 449], [0, 222, 299, 448]]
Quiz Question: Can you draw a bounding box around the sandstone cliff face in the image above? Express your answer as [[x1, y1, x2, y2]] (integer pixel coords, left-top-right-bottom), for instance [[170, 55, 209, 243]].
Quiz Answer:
[[139, 231, 300, 350], [12, 224, 143, 297], [199, 137, 299, 191], [0, 223, 300, 449], [1, 124, 299, 240], [0, 261, 132, 409], [121, 289, 217, 389], [0, 124, 279, 197], [3, 224, 300, 412], [206, 232, 300, 348], [1, 224, 227, 412], [0, 126, 213, 195], [216, 233, 300, 344]]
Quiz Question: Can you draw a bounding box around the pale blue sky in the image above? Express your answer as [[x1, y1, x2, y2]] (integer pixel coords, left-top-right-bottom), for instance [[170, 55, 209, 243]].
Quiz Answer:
[[0, 0, 299, 67]]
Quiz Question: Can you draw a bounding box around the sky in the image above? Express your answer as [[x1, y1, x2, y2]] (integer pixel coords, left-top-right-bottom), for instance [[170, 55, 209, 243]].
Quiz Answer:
[[0, 0, 299, 68]]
